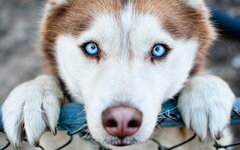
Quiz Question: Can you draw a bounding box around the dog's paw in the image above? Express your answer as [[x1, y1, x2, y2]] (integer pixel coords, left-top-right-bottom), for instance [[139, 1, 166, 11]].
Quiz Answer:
[[2, 75, 63, 147], [178, 75, 235, 141]]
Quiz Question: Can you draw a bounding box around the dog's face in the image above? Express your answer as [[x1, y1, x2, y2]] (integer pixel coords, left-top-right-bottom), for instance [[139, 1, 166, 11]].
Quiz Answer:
[[41, 0, 215, 148]]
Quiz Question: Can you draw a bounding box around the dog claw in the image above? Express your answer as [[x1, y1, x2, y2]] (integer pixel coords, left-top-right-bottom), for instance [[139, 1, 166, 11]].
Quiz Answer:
[[198, 137, 203, 143], [199, 136, 206, 143], [215, 132, 223, 140], [34, 140, 40, 147], [52, 128, 57, 136]]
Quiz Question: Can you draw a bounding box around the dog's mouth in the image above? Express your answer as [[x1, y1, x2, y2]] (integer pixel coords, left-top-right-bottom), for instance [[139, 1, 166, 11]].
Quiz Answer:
[[104, 136, 138, 147], [112, 141, 131, 147], [112, 140, 135, 147]]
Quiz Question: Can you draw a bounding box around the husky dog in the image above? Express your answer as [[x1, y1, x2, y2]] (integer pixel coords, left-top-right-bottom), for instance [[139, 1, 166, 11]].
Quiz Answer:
[[2, 0, 235, 149]]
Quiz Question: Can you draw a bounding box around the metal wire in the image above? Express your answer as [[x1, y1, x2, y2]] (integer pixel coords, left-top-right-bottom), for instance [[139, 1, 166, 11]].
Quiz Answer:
[[0, 131, 10, 150], [56, 135, 73, 150], [214, 141, 240, 150], [233, 109, 240, 117], [0, 140, 10, 150], [1, 99, 240, 150], [150, 134, 197, 150], [1, 128, 240, 150]]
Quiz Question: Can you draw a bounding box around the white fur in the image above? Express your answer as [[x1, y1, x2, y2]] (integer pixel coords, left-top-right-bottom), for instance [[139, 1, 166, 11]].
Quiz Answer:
[[2, 75, 63, 146], [178, 75, 235, 141]]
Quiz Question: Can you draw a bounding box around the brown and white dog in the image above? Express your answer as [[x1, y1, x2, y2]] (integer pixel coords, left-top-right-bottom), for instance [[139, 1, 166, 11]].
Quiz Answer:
[[2, 0, 236, 149]]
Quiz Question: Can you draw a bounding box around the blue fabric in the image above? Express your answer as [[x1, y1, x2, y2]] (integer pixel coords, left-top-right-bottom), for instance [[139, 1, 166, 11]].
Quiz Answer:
[[232, 98, 240, 124]]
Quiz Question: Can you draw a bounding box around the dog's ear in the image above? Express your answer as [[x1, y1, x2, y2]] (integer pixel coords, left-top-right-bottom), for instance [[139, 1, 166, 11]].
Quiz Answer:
[[181, 0, 207, 10], [181, 0, 210, 17], [43, 0, 70, 16], [47, 0, 69, 7]]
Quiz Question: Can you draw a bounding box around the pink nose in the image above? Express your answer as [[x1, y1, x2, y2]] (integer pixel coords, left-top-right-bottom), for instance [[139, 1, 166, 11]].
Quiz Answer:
[[102, 106, 142, 139]]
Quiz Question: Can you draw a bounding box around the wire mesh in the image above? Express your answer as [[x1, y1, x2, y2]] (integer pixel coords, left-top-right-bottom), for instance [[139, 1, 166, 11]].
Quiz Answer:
[[0, 98, 240, 150]]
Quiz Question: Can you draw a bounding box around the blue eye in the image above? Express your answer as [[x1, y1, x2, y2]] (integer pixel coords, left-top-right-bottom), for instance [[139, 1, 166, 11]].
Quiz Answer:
[[152, 44, 168, 58], [84, 42, 99, 55]]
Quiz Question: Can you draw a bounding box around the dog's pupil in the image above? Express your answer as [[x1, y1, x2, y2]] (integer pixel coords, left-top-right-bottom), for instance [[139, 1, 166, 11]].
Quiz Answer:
[[91, 45, 96, 50], [155, 47, 160, 52]]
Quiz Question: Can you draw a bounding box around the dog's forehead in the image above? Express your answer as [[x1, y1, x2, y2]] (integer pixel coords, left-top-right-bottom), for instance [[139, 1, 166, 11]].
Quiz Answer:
[[45, 0, 209, 40]]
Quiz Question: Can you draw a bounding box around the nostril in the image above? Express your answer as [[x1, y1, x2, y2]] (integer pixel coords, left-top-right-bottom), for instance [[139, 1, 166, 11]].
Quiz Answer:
[[128, 120, 141, 128], [106, 119, 117, 127]]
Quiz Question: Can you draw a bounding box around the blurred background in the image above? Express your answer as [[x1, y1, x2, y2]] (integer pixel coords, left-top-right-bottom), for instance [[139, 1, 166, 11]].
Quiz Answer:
[[0, 0, 239, 149]]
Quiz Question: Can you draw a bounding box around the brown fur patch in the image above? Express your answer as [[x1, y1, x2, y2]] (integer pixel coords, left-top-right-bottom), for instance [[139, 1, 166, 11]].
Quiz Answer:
[[40, 0, 123, 75], [133, 0, 216, 74], [40, 0, 216, 76]]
